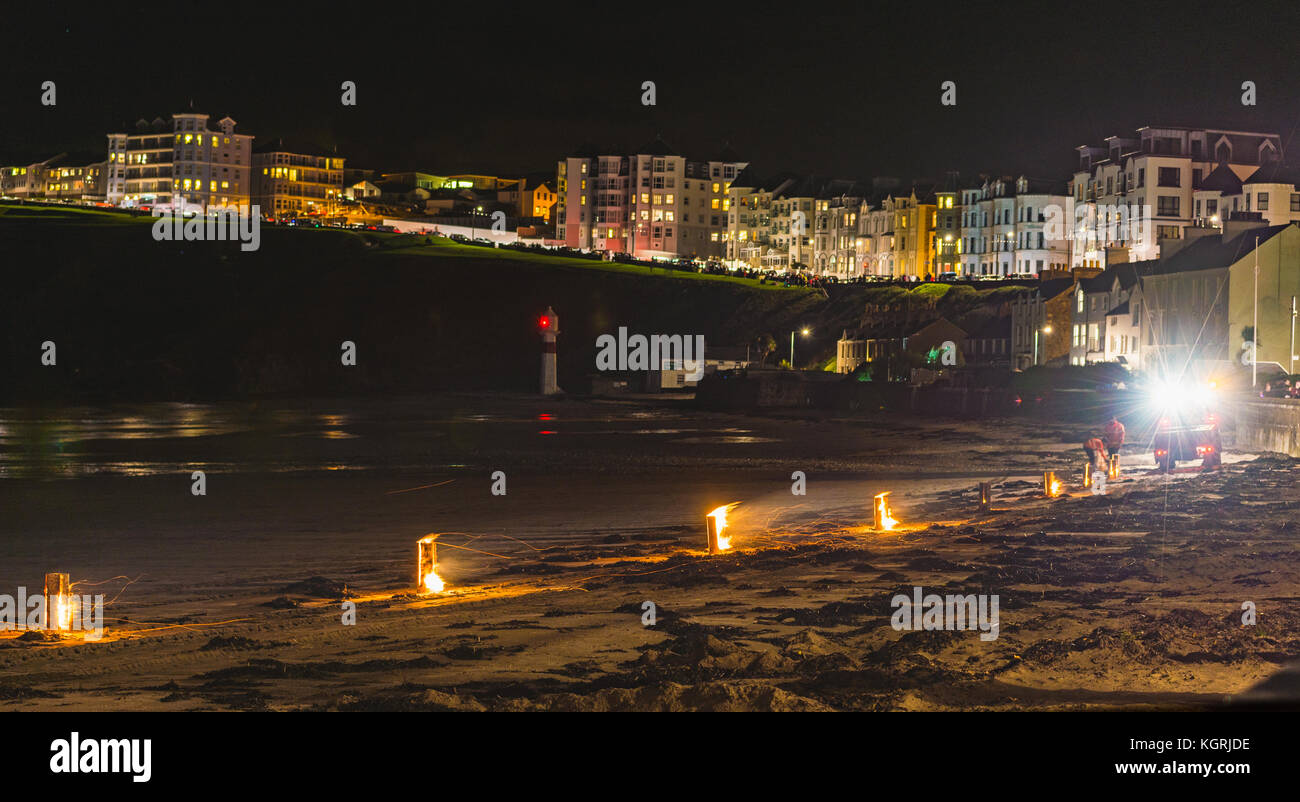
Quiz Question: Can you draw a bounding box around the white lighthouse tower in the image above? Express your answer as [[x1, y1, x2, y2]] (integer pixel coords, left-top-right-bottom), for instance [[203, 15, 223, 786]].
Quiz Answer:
[[539, 306, 560, 395]]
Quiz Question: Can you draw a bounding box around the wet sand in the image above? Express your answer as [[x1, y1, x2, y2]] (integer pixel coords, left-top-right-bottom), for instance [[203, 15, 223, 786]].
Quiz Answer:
[[2, 395, 1296, 710]]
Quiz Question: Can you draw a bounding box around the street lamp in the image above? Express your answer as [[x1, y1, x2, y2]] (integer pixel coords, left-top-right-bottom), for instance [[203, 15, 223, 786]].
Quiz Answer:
[[1291, 295, 1297, 377], [1033, 325, 1052, 367], [1253, 235, 1259, 388], [790, 327, 811, 368]]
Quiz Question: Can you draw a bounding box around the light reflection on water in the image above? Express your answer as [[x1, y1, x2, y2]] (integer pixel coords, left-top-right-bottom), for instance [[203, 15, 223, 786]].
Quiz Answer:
[[0, 400, 777, 479]]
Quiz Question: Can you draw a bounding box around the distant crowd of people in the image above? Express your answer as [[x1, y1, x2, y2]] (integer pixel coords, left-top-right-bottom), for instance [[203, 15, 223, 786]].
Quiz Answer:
[[1260, 377, 1300, 398]]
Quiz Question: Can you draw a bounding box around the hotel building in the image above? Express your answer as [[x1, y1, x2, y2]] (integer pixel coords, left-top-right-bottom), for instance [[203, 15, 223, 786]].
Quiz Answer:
[[105, 112, 253, 212]]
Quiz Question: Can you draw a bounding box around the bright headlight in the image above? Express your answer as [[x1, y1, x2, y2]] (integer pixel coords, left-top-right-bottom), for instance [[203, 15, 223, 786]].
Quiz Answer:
[[1149, 380, 1215, 410]]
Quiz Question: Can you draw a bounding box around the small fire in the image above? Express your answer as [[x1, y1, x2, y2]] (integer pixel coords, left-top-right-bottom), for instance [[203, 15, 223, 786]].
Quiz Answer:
[[707, 503, 740, 553], [1044, 471, 1061, 497], [417, 535, 444, 594], [44, 573, 73, 632], [875, 492, 898, 531]]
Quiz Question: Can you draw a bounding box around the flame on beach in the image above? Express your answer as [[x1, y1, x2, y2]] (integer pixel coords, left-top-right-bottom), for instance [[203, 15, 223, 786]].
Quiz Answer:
[[875, 492, 898, 531], [418, 535, 444, 594], [707, 503, 740, 552], [44, 573, 73, 632], [1045, 472, 1061, 497]]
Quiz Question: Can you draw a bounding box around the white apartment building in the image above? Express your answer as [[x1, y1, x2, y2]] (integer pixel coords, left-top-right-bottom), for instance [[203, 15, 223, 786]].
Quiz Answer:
[[959, 176, 1071, 277], [1190, 161, 1300, 230], [725, 169, 796, 270], [1070, 126, 1283, 266], [813, 195, 865, 277], [106, 113, 253, 212], [856, 199, 897, 277]]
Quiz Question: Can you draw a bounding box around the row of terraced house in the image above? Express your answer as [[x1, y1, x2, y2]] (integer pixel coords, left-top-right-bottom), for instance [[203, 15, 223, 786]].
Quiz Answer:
[[556, 126, 1300, 281]]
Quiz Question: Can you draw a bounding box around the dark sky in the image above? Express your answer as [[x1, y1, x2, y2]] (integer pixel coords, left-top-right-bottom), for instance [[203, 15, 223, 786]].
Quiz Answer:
[[3, 2, 1297, 185]]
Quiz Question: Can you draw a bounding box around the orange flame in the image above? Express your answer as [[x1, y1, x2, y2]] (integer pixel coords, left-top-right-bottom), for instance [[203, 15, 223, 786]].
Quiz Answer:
[[707, 503, 740, 551], [44, 573, 73, 632], [875, 492, 898, 531], [418, 535, 444, 594]]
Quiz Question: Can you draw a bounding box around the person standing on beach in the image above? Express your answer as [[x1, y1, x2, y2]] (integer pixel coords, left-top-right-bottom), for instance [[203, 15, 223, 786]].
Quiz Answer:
[[1103, 416, 1125, 459]]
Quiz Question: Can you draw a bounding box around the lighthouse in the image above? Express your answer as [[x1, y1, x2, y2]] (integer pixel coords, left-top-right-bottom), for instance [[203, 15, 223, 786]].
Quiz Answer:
[[539, 306, 560, 395]]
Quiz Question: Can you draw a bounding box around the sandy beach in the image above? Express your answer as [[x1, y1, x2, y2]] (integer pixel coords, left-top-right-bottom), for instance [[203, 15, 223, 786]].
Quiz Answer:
[[2, 395, 1297, 711]]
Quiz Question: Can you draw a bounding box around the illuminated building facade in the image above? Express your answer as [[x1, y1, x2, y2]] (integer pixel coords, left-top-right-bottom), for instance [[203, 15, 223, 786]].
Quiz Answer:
[[557, 139, 746, 260], [959, 176, 1070, 277], [252, 142, 345, 219], [105, 113, 253, 211], [43, 160, 109, 201], [1070, 126, 1284, 266]]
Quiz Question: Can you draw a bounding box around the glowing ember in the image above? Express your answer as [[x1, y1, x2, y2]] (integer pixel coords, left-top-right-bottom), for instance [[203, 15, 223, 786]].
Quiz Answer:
[[706, 503, 740, 553], [874, 492, 899, 531], [44, 573, 73, 632], [417, 535, 444, 594]]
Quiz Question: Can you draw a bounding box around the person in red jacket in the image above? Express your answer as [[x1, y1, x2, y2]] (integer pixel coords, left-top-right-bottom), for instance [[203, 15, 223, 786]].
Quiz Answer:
[[1103, 417, 1126, 458], [1083, 436, 1106, 464]]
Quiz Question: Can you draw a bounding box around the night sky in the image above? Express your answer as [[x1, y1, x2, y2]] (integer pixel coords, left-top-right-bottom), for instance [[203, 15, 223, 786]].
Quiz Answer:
[[3, 3, 1297, 185]]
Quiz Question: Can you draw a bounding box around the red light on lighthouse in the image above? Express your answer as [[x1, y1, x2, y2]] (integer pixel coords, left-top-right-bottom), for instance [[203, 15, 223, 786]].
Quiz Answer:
[[539, 315, 550, 330]]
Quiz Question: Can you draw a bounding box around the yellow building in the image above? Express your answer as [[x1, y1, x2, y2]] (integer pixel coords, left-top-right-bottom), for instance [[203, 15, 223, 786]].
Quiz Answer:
[[523, 177, 558, 222], [890, 186, 938, 278]]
